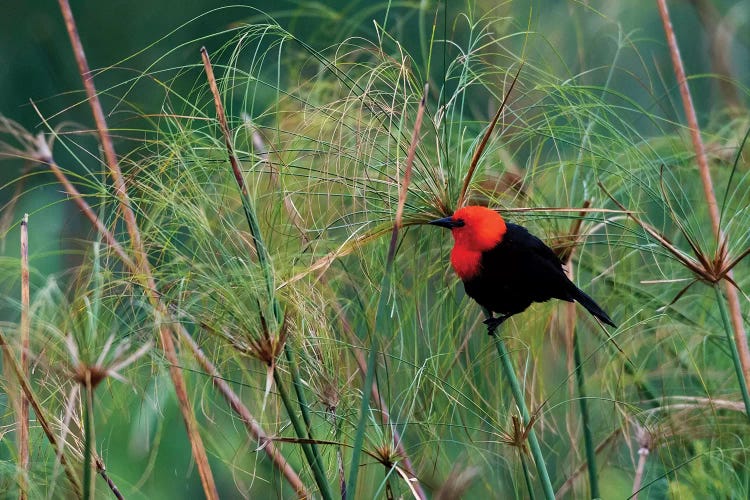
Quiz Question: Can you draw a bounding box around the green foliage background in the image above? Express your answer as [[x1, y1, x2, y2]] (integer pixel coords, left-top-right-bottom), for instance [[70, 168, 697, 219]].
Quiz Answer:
[[1, 1, 749, 498]]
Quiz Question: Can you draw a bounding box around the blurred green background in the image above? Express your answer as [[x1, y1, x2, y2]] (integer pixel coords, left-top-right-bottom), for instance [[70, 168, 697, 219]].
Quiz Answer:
[[2, 0, 747, 278]]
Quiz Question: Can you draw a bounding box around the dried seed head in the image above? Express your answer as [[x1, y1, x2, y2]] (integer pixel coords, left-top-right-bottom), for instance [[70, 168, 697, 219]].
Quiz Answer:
[[372, 442, 403, 469], [73, 364, 109, 389]]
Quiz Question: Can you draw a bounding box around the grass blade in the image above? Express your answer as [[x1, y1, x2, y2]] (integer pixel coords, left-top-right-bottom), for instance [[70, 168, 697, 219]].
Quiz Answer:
[[714, 285, 750, 418], [347, 338, 379, 498], [573, 331, 599, 498]]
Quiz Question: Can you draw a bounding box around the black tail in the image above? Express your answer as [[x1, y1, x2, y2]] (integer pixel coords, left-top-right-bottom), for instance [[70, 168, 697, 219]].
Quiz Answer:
[[572, 287, 616, 327]]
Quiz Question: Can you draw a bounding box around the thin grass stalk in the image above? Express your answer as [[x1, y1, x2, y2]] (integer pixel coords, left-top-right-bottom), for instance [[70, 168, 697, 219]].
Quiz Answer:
[[56, 3, 218, 497], [176, 326, 310, 498], [19, 214, 30, 500], [94, 459, 123, 500], [29, 132, 136, 270], [251, 125, 425, 499], [348, 84, 427, 498], [335, 416, 346, 499], [487, 311, 554, 500], [573, 331, 599, 498], [714, 285, 750, 418], [273, 369, 333, 500], [656, 0, 750, 385], [201, 46, 332, 497], [520, 452, 537, 500], [56, 0, 147, 268], [556, 429, 621, 499], [631, 448, 649, 500], [0, 330, 82, 496], [655, 0, 720, 230], [284, 344, 333, 500], [347, 337, 379, 497], [340, 314, 425, 498], [200, 48, 273, 299], [250, 123, 423, 498], [457, 64, 523, 208], [562, 228, 598, 499], [26, 136, 309, 498], [82, 383, 93, 500]]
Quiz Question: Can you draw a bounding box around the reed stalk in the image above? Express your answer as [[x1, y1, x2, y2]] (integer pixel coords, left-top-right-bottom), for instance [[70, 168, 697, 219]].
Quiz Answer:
[[486, 312, 555, 500]]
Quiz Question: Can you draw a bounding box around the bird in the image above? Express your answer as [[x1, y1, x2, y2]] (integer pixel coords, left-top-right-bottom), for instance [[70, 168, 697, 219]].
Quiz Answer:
[[429, 205, 616, 333]]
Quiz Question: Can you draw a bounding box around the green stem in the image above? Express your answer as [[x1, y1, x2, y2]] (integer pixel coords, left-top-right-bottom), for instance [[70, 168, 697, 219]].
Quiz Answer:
[[520, 451, 537, 500], [347, 338, 379, 497], [273, 368, 334, 500], [283, 344, 332, 496], [714, 285, 750, 419], [574, 331, 600, 498], [490, 327, 555, 500]]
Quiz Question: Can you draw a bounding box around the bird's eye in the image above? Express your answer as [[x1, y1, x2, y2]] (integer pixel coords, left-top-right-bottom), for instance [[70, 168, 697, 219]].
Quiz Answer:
[[454, 219, 465, 227]]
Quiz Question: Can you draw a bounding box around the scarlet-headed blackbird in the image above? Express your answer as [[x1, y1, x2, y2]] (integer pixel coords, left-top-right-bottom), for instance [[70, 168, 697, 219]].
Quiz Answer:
[[430, 205, 616, 332]]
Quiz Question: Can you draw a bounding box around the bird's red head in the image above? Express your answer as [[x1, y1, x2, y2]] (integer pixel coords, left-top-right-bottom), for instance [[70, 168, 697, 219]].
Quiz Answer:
[[429, 205, 507, 280]]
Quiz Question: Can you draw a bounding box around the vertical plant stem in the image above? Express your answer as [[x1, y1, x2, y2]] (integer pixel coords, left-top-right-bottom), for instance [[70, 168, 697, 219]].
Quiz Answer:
[[656, 0, 750, 385], [656, 0, 719, 227], [283, 344, 332, 499], [714, 286, 750, 418], [335, 418, 346, 499], [273, 369, 334, 500], [723, 281, 749, 379], [201, 46, 331, 498], [520, 452, 537, 500], [347, 338, 379, 497], [489, 323, 555, 500], [556, 429, 621, 498], [247, 123, 425, 498], [82, 383, 93, 500], [561, 222, 602, 498], [631, 448, 649, 500], [57, 3, 218, 497], [573, 331, 599, 498], [19, 214, 30, 500], [347, 83, 427, 497]]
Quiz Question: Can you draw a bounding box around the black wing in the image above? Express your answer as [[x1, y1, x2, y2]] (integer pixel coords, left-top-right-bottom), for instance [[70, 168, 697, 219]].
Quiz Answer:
[[462, 223, 576, 316]]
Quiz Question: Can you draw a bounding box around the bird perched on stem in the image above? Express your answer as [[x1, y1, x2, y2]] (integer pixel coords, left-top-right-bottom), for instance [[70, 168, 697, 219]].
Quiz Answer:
[[430, 205, 616, 334]]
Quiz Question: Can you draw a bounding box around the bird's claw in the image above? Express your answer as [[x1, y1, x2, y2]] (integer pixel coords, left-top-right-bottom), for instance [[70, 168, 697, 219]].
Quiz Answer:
[[483, 316, 507, 336]]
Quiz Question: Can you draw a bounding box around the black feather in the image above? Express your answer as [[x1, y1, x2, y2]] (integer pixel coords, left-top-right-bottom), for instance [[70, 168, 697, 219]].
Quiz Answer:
[[462, 223, 616, 327]]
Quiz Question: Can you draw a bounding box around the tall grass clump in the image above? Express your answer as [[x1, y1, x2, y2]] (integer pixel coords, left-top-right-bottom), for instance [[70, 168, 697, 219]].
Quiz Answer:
[[0, 1, 749, 498]]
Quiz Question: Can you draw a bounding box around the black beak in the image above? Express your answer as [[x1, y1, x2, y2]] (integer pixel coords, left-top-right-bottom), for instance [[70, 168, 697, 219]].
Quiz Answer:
[[429, 216, 463, 229]]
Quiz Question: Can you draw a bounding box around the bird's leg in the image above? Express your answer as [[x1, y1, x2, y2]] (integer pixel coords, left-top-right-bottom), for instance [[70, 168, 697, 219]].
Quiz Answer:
[[483, 314, 509, 336]]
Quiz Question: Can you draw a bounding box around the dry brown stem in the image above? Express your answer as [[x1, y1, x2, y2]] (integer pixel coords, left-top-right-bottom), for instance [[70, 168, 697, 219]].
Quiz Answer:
[[457, 63, 524, 209], [176, 325, 310, 497], [58, 1, 218, 495], [656, 0, 749, 384], [19, 214, 30, 500]]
